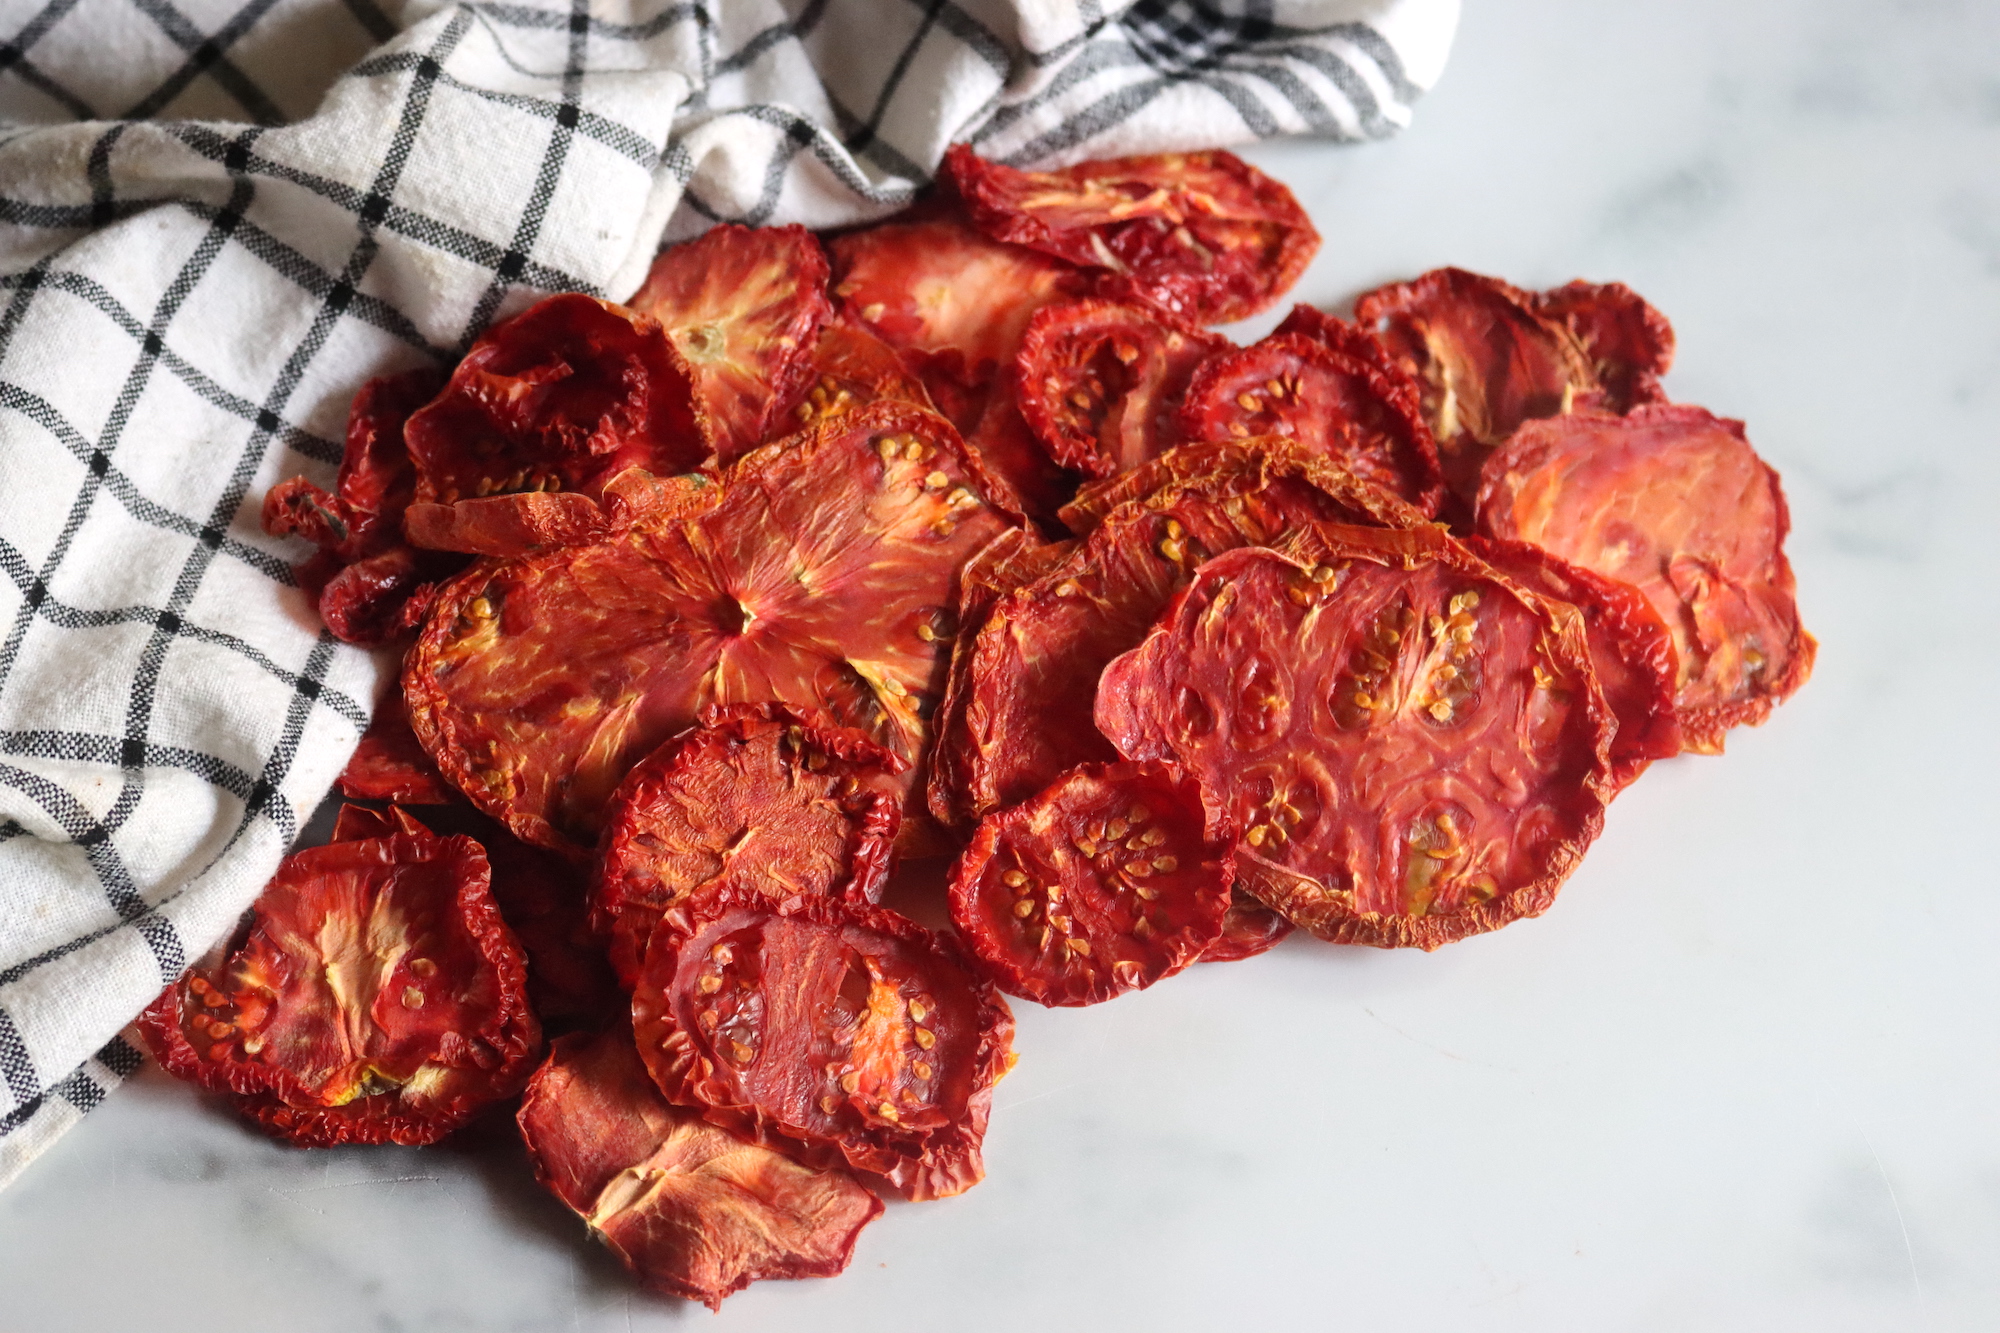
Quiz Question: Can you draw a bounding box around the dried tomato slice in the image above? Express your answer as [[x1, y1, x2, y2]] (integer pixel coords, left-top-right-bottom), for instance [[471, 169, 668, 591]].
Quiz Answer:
[[317, 546, 465, 648], [1531, 280, 1675, 409], [948, 762, 1232, 1006], [954, 442, 1426, 820], [1014, 299, 1225, 479], [1476, 404, 1814, 751], [1095, 524, 1615, 949], [631, 890, 1014, 1201], [519, 1027, 882, 1309], [944, 144, 1318, 325], [404, 468, 718, 559], [1355, 268, 1603, 511], [329, 801, 431, 842], [959, 383, 1074, 529], [135, 826, 539, 1144], [828, 214, 1083, 382], [1201, 889, 1293, 963], [339, 691, 455, 805], [1464, 535, 1682, 786], [927, 527, 1077, 828], [404, 293, 709, 507], [1179, 333, 1446, 514], [789, 314, 936, 429], [627, 224, 833, 462], [1272, 303, 1409, 383], [593, 703, 904, 988], [404, 401, 1012, 856]]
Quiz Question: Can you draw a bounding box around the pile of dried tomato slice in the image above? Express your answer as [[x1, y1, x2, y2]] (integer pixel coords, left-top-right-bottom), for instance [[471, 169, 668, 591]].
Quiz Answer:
[[141, 145, 1813, 1307]]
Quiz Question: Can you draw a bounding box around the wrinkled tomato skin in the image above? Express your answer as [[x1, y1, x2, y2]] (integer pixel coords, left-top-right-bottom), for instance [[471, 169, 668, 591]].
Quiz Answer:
[[1179, 333, 1446, 515], [1015, 299, 1226, 479], [944, 144, 1318, 325], [338, 691, 456, 805], [1095, 524, 1616, 950], [518, 1028, 882, 1310], [1476, 404, 1813, 751], [318, 547, 469, 648], [1532, 280, 1675, 409], [1272, 304, 1409, 384], [404, 294, 710, 507], [955, 441, 1427, 821], [403, 401, 1011, 858], [135, 829, 540, 1146], [1464, 534, 1683, 786], [947, 761, 1233, 1007], [593, 702, 905, 989], [630, 889, 1014, 1202], [627, 224, 834, 463]]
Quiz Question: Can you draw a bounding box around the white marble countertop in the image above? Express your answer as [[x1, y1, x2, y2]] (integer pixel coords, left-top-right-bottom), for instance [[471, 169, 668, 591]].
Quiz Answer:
[[6, 1, 1998, 1328]]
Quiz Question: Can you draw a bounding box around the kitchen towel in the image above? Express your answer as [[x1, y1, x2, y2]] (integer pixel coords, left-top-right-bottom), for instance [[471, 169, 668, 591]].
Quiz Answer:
[[0, 0, 1459, 1186]]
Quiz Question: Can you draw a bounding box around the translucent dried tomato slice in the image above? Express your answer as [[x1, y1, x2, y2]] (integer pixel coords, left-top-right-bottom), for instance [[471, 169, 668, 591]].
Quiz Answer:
[[404, 401, 1012, 856], [519, 1027, 882, 1310], [789, 314, 936, 429], [631, 890, 1014, 1201], [927, 527, 1077, 828], [1179, 333, 1445, 514], [404, 293, 709, 508], [944, 144, 1318, 325], [339, 691, 455, 805], [1531, 280, 1675, 409], [1476, 404, 1813, 752], [1201, 889, 1292, 963], [594, 703, 904, 988], [1464, 535, 1682, 786], [948, 762, 1232, 1006], [627, 224, 833, 463], [1096, 524, 1615, 950], [1013, 299, 1225, 479], [828, 214, 1083, 382], [1354, 268, 1603, 512], [404, 469, 719, 559], [135, 826, 539, 1144], [955, 442, 1426, 820]]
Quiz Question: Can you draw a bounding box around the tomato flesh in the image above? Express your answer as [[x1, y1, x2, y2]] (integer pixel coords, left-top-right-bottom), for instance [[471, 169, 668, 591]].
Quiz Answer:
[[136, 828, 539, 1144], [1096, 525, 1615, 949], [948, 762, 1233, 1006], [1476, 403, 1813, 751], [631, 891, 1014, 1201], [594, 702, 904, 988]]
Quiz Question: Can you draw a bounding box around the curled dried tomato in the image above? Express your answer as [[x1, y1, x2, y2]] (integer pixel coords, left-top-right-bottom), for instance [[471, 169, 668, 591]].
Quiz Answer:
[[135, 824, 539, 1144], [404, 294, 709, 508], [1096, 524, 1615, 949], [951, 441, 1425, 821], [945, 144, 1318, 325], [1014, 299, 1225, 479], [317, 546, 465, 648], [1476, 404, 1813, 751], [927, 527, 1077, 828], [593, 703, 904, 988], [519, 1027, 881, 1309], [948, 762, 1232, 1006], [403, 469, 719, 559], [628, 224, 833, 462], [631, 890, 1014, 1201], [1272, 303, 1410, 383], [330, 801, 431, 842], [1464, 534, 1682, 785], [339, 691, 455, 805], [404, 401, 1012, 856], [1355, 268, 1604, 512], [1179, 333, 1445, 515], [1531, 280, 1675, 409]]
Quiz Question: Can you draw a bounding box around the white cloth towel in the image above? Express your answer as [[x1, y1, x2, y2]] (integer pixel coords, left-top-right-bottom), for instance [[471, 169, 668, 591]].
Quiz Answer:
[[0, 0, 1459, 1186]]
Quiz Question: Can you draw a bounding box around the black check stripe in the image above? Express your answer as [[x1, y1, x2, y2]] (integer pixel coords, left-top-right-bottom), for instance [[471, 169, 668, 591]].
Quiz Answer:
[[123, 0, 289, 125]]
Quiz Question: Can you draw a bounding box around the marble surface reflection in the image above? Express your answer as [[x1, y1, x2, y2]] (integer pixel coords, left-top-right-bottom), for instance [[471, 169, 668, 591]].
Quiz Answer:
[[6, 0, 2000, 1328]]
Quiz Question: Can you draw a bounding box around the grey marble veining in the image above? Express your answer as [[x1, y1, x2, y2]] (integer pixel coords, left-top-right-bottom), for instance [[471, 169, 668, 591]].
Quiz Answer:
[[5, 0, 2000, 1328]]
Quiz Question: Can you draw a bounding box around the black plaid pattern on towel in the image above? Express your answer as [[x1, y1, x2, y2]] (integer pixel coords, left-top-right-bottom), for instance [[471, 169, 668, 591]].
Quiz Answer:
[[0, 0, 1457, 1186]]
